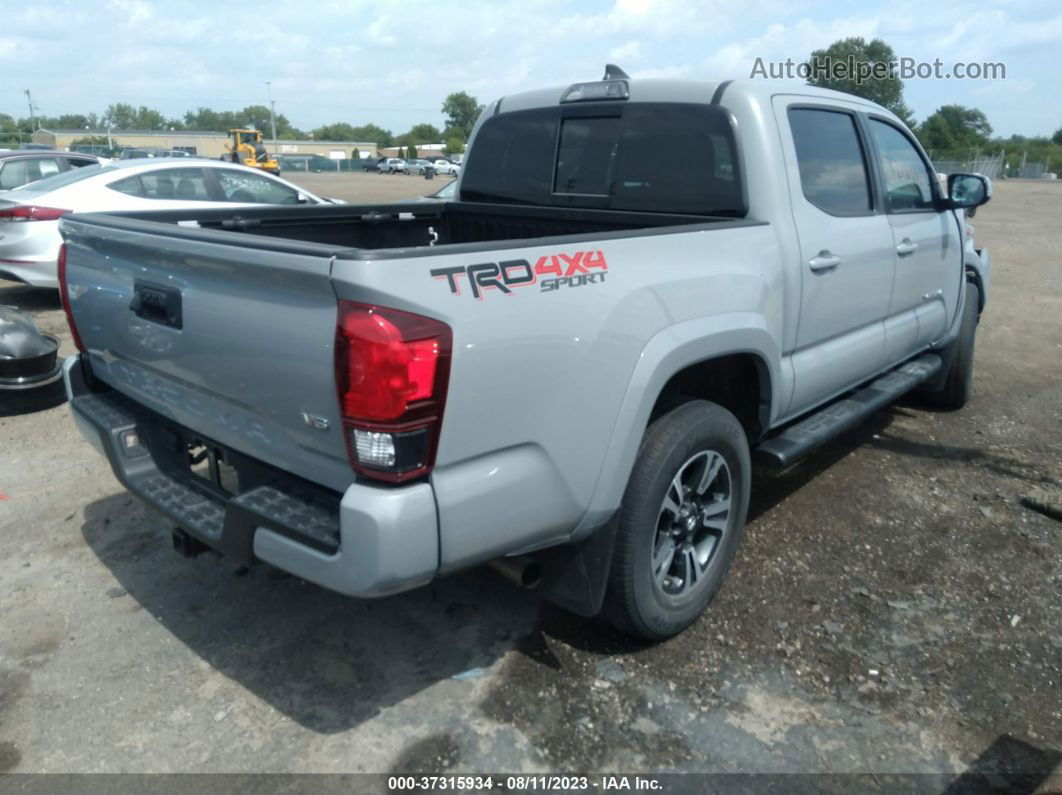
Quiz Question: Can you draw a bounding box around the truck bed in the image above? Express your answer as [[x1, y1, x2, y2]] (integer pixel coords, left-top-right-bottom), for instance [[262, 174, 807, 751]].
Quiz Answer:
[[81, 200, 743, 256]]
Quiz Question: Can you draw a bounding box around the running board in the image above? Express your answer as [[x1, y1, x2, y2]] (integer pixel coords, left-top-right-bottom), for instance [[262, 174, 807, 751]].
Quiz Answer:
[[754, 353, 942, 469]]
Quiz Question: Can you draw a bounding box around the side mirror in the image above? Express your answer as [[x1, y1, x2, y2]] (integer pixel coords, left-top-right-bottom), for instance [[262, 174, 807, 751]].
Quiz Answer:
[[296, 192, 310, 204], [947, 173, 991, 212]]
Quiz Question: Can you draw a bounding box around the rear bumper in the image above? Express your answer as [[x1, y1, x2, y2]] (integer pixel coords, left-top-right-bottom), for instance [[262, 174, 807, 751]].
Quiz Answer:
[[0, 256, 59, 288], [64, 355, 439, 597], [0, 220, 60, 287]]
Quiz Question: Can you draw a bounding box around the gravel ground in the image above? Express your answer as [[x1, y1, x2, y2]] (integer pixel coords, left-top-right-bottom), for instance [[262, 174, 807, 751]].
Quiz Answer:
[[0, 177, 1059, 787], [292, 169, 455, 203]]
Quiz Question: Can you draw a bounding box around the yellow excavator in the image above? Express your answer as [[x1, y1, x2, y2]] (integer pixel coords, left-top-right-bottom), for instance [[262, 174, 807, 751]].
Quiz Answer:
[[224, 129, 280, 175]]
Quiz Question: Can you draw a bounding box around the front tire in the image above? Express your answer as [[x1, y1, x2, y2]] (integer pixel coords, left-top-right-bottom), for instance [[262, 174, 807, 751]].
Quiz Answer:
[[604, 400, 751, 640]]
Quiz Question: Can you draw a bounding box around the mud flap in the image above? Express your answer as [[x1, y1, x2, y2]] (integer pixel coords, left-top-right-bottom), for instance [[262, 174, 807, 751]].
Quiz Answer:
[[536, 516, 619, 618]]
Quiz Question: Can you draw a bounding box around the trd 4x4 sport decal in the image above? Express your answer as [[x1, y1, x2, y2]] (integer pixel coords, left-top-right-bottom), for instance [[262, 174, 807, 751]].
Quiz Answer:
[[430, 250, 608, 300]]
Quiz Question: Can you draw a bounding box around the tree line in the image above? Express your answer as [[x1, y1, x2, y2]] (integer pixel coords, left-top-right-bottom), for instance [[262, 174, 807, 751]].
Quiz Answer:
[[807, 37, 1062, 168], [0, 91, 485, 155], [4, 61, 1060, 168]]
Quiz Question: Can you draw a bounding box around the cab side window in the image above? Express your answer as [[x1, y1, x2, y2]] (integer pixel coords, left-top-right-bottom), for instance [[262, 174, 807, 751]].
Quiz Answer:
[[788, 108, 873, 216], [868, 120, 936, 211]]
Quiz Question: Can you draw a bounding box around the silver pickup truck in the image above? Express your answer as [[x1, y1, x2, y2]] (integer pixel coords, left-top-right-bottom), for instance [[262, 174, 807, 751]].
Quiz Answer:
[[59, 71, 991, 639]]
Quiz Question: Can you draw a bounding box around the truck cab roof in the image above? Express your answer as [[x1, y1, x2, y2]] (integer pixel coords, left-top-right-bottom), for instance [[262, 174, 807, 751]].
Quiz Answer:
[[493, 77, 894, 117]]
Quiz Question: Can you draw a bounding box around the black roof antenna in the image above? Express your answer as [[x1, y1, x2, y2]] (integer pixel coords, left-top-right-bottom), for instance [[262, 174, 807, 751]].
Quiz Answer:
[[603, 64, 630, 80]]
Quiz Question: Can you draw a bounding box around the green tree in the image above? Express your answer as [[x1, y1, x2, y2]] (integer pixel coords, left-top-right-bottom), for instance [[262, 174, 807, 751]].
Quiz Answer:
[[70, 135, 111, 146], [917, 105, 993, 156], [407, 143, 418, 159], [103, 103, 169, 130], [441, 92, 484, 140], [805, 38, 914, 124], [349, 123, 394, 147], [406, 123, 441, 143], [234, 105, 301, 138], [57, 113, 101, 130], [0, 113, 26, 146], [442, 137, 465, 157], [918, 113, 957, 153], [69, 135, 118, 155], [184, 107, 241, 131], [312, 122, 359, 140], [1052, 126, 1062, 146]]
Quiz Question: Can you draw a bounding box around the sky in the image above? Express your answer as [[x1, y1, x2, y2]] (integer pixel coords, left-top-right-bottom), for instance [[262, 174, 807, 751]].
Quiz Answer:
[[2, 0, 1060, 139]]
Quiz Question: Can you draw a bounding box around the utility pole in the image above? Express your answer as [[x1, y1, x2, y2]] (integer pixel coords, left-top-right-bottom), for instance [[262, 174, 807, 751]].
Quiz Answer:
[[24, 89, 37, 132], [266, 81, 277, 153]]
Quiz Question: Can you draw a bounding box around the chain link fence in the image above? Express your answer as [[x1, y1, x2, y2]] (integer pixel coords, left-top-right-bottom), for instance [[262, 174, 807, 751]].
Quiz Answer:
[[930, 152, 1004, 180]]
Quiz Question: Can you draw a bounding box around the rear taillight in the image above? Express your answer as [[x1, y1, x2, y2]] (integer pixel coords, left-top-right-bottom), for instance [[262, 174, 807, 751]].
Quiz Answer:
[[335, 301, 452, 483], [57, 243, 86, 354], [0, 205, 72, 222]]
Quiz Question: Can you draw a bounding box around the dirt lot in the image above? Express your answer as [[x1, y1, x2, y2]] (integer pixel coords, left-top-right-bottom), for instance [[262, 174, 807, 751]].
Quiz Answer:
[[0, 176, 1059, 786], [295, 169, 455, 203]]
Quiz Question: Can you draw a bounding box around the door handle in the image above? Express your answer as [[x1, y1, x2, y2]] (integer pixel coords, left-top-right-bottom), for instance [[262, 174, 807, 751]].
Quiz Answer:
[[808, 251, 841, 273], [896, 238, 919, 256]]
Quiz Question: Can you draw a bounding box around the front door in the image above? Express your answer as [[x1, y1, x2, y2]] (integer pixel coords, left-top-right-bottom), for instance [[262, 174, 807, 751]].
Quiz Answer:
[[773, 100, 897, 415], [865, 117, 963, 358]]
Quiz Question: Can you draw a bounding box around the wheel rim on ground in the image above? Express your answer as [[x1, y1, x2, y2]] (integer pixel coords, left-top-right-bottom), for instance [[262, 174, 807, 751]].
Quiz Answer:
[[652, 449, 732, 598]]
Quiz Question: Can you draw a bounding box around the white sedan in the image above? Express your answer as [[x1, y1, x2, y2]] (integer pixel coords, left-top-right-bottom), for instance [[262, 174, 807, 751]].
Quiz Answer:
[[0, 159, 331, 288], [431, 159, 461, 176]]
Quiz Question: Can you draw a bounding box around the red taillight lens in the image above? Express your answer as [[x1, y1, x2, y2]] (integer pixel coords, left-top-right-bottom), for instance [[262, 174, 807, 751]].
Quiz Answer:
[[0, 205, 72, 222], [57, 243, 86, 354], [335, 301, 452, 483], [337, 307, 442, 421]]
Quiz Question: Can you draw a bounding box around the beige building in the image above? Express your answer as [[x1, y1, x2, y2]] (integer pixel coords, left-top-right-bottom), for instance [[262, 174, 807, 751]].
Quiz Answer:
[[30, 128, 378, 159]]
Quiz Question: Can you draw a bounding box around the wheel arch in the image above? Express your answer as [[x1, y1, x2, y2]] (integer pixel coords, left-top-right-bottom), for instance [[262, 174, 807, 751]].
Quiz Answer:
[[572, 314, 782, 542]]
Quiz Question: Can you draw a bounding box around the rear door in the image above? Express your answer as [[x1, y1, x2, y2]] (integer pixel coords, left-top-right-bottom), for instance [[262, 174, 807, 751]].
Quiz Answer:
[[864, 117, 962, 357], [773, 99, 896, 414]]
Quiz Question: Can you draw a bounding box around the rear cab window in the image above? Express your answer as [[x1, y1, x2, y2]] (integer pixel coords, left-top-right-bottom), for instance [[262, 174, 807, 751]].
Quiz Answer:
[[462, 102, 745, 217]]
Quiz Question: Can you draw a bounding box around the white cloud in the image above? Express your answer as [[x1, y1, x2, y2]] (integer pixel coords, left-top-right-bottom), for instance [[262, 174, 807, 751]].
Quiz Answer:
[[609, 41, 643, 61], [632, 64, 692, 79], [106, 0, 154, 26], [1, 0, 1058, 138]]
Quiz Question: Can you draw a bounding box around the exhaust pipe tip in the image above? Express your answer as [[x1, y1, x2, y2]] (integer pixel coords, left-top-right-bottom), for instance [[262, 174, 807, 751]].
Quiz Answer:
[[489, 556, 542, 590]]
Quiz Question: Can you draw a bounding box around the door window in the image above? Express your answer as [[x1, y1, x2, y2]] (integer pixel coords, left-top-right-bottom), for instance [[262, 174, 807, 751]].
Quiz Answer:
[[214, 169, 300, 204], [788, 108, 872, 216], [108, 168, 213, 200], [0, 157, 61, 189], [868, 120, 936, 211], [65, 157, 98, 169]]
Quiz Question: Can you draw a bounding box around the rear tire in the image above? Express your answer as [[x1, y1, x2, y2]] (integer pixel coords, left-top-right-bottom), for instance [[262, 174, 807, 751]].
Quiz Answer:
[[928, 282, 980, 410], [603, 400, 751, 640]]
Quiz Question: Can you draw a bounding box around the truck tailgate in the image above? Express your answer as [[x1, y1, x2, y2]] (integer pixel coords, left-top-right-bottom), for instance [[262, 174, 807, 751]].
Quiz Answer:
[[61, 217, 353, 493]]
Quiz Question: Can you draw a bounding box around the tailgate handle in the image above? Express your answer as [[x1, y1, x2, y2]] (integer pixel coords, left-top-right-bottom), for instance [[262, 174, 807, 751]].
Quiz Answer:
[[130, 280, 183, 330]]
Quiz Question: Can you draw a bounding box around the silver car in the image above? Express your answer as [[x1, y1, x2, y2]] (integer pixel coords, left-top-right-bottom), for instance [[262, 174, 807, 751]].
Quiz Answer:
[[431, 159, 461, 176], [0, 159, 328, 288], [376, 158, 409, 174]]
